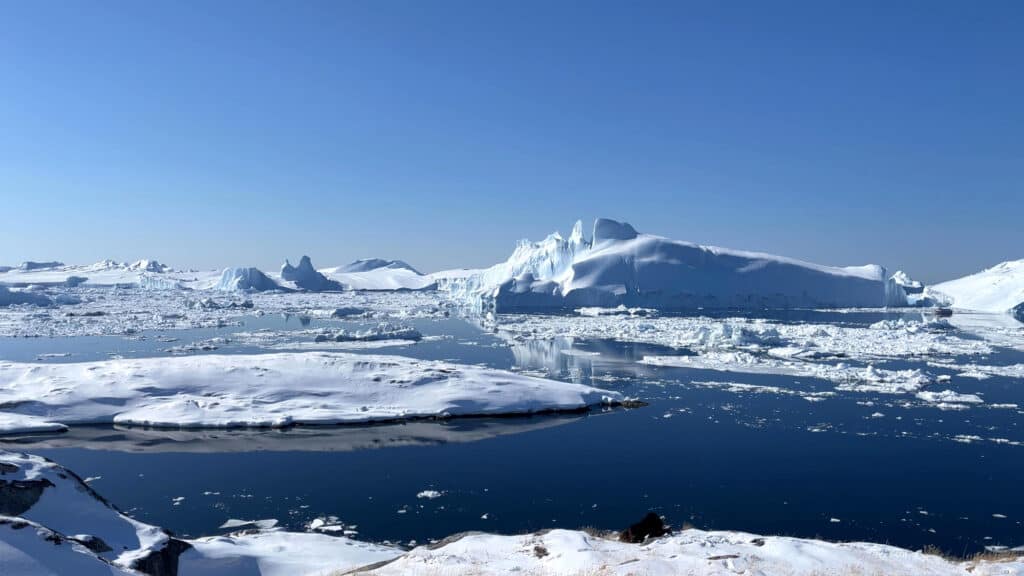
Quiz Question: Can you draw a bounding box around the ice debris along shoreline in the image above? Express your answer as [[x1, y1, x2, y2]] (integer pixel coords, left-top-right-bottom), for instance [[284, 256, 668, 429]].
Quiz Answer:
[[3, 450, 1023, 576], [0, 352, 622, 434]]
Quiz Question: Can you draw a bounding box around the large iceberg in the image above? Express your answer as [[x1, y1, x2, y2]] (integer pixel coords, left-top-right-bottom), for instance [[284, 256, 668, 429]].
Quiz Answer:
[[929, 259, 1024, 321], [281, 255, 343, 291], [215, 266, 282, 291], [443, 218, 905, 312]]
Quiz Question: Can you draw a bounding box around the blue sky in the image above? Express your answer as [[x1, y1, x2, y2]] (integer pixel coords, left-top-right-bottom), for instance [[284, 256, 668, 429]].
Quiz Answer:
[[1, 1, 1020, 282]]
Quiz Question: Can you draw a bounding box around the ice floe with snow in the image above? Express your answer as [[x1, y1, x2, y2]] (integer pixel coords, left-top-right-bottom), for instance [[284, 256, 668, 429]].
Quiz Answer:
[[0, 352, 621, 433]]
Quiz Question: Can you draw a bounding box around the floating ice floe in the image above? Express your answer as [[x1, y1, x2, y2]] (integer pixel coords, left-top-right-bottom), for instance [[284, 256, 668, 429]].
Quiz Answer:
[[496, 313, 993, 362], [316, 322, 423, 343], [0, 352, 622, 433], [690, 380, 835, 401], [576, 305, 656, 317], [643, 354, 934, 396]]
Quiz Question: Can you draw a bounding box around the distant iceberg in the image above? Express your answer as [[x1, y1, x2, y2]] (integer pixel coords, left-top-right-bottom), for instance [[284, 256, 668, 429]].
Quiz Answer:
[[216, 267, 282, 292], [127, 259, 170, 273], [320, 258, 435, 291], [338, 258, 421, 275], [282, 256, 343, 291], [17, 261, 64, 271], [443, 218, 906, 312]]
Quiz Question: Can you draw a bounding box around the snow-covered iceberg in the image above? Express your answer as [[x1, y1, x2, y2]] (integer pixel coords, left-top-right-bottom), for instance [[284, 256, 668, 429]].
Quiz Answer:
[[16, 260, 64, 271], [443, 218, 906, 312], [281, 256, 343, 291], [337, 258, 421, 274], [215, 266, 282, 291], [0, 352, 621, 432], [930, 259, 1024, 321], [320, 258, 436, 291]]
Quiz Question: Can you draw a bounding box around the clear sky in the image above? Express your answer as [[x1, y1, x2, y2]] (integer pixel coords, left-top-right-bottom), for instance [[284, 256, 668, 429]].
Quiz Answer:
[[1, 1, 1020, 283]]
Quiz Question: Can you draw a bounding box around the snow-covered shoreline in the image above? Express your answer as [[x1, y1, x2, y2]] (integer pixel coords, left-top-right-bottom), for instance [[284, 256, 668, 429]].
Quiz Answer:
[[2, 450, 1022, 576], [0, 352, 621, 434]]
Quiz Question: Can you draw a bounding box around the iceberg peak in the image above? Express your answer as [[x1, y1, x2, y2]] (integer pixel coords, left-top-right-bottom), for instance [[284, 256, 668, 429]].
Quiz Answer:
[[281, 256, 343, 292], [592, 218, 638, 244]]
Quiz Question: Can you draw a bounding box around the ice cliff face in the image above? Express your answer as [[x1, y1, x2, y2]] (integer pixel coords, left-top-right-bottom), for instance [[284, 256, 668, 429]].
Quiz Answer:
[[441, 220, 590, 309], [442, 218, 905, 312], [281, 256, 343, 292]]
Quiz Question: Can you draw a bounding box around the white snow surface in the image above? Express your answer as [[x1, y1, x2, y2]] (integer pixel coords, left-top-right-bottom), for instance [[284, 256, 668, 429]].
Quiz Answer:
[[0, 451, 170, 569], [931, 259, 1024, 319], [360, 528, 1024, 576], [179, 530, 400, 576], [0, 259, 217, 289], [320, 263, 436, 291], [0, 518, 136, 576], [0, 352, 620, 432], [441, 218, 906, 312], [0, 413, 68, 434]]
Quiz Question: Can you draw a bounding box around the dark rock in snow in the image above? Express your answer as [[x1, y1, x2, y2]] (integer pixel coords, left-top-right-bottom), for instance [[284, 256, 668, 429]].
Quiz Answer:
[[130, 537, 193, 576], [619, 512, 669, 543]]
